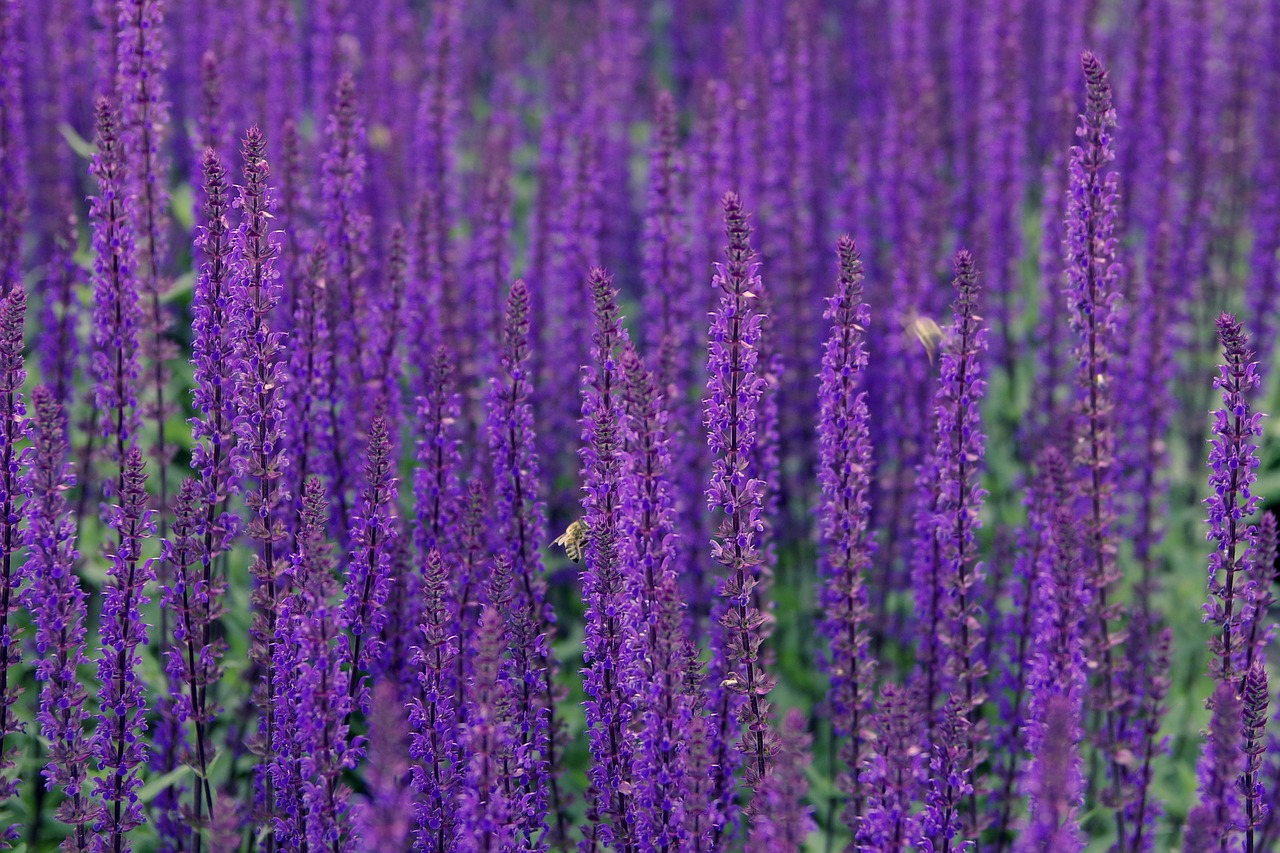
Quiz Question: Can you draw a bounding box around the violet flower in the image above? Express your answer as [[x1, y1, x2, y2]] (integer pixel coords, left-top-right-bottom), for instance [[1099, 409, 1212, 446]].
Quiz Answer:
[[407, 549, 460, 852], [932, 250, 989, 836], [89, 97, 142, 477], [341, 415, 398, 712], [815, 236, 877, 832], [90, 446, 156, 852], [230, 126, 291, 831], [1064, 51, 1128, 824], [117, 0, 176, 517], [919, 696, 974, 853], [24, 387, 95, 849], [1185, 681, 1244, 852], [619, 337, 700, 851], [1018, 694, 1084, 852], [705, 192, 779, 824], [485, 278, 560, 846], [578, 268, 639, 852], [1204, 313, 1263, 688], [0, 0, 23, 300], [0, 281, 25, 838], [457, 567, 518, 853], [1240, 662, 1269, 850], [857, 682, 926, 849]]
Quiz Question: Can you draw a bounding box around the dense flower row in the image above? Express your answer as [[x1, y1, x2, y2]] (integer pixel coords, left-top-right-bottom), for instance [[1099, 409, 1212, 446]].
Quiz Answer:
[[0, 1, 1276, 852]]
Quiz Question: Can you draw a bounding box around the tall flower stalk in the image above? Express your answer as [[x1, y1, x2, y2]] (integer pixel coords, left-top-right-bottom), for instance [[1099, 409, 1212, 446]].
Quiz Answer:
[[231, 127, 290, 842], [91, 447, 156, 853], [816, 236, 876, 834], [485, 279, 559, 847], [25, 388, 95, 850], [705, 192, 779, 827], [578, 268, 638, 853], [1064, 51, 1127, 826], [0, 281, 25, 838]]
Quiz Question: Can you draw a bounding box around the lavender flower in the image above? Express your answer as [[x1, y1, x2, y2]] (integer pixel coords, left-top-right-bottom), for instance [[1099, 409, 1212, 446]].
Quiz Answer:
[[342, 415, 398, 711], [118, 0, 176, 517], [289, 480, 357, 851], [705, 192, 779, 824], [407, 549, 460, 852], [619, 338, 700, 851], [0, 0, 25, 298], [285, 241, 336, 528], [0, 280, 26, 838], [1018, 694, 1084, 852], [458, 573, 517, 853], [486, 279, 560, 846], [1240, 662, 1269, 851], [25, 387, 95, 850], [230, 126, 291, 831], [89, 97, 142, 475], [1204, 313, 1263, 687], [91, 447, 156, 852], [578, 268, 639, 852], [857, 682, 927, 849], [920, 696, 974, 853], [1064, 50, 1128, 824], [1186, 681, 1244, 852], [816, 236, 877, 832]]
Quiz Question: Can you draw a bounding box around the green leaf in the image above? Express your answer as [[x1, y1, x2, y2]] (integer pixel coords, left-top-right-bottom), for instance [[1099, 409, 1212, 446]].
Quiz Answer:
[[138, 764, 192, 805]]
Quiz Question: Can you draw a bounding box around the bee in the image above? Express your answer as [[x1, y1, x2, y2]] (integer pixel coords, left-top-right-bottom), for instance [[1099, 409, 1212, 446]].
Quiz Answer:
[[552, 518, 591, 563], [904, 311, 944, 364]]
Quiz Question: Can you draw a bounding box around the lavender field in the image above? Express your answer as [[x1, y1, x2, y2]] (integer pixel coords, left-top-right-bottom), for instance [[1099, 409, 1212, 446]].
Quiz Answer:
[[0, 0, 1279, 850]]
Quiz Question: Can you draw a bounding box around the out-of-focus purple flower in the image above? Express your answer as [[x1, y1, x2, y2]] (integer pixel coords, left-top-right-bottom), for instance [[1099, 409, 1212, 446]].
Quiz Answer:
[[0, 0, 25, 298], [24, 388, 95, 849], [0, 279, 26, 839], [321, 71, 371, 538], [578, 268, 639, 852], [815, 236, 877, 833], [90, 447, 156, 852], [118, 0, 177, 516], [857, 682, 926, 849], [1185, 681, 1244, 851], [407, 549, 460, 852], [457, 566, 518, 853], [37, 210, 82, 410], [230, 126, 291, 832], [342, 415, 398, 712], [1018, 448, 1086, 852], [1064, 51, 1129, 822], [286, 241, 336, 530], [747, 708, 816, 849], [89, 97, 142, 474], [354, 681, 415, 851], [705, 192, 779, 826]]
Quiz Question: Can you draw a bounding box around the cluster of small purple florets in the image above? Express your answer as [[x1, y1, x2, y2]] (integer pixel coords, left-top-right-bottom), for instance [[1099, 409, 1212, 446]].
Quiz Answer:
[[0, 1, 1278, 852]]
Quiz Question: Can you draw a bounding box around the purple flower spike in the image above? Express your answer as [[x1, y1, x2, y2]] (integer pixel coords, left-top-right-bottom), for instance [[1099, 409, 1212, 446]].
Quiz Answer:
[[230, 126, 291, 833], [408, 549, 461, 852], [90, 447, 156, 853], [1204, 313, 1263, 688], [1065, 51, 1129, 826], [0, 280, 26, 836], [705, 192, 779, 827], [816, 236, 877, 832], [1185, 681, 1244, 851], [857, 682, 926, 849], [578, 268, 639, 853], [485, 279, 561, 846], [1241, 663, 1270, 850], [24, 388, 95, 849], [342, 415, 398, 712], [0, 0, 25, 298], [89, 97, 143, 476]]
